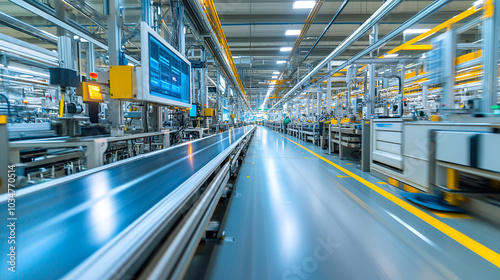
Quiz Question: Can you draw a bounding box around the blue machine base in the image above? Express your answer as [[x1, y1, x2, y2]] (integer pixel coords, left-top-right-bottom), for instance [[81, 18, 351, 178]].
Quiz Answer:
[[401, 192, 465, 213]]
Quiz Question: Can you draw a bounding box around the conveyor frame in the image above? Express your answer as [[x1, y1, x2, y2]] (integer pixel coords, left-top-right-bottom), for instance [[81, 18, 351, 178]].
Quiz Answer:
[[59, 126, 255, 280]]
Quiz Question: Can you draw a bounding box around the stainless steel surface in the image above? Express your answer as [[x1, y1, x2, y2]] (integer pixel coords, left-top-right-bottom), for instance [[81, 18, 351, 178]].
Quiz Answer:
[[140, 162, 231, 280], [0, 126, 253, 280], [205, 127, 500, 279]]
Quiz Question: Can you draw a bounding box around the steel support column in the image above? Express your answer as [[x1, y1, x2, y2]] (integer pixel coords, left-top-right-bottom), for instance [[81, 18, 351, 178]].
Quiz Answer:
[[178, 3, 186, 56], [367, 25, 378, 118], [86, 42, 95, 74], [107, 0, 124, 136], [316, 85, 321, 117], [399, 65, 405, 116], [326, 63, 332, 115], [142, 0, 153, 27], [442, 31, 456, 110], [216, 68, 221, 130], [481, 0, 499, 112], [423, 85, 428, 110], [55, 2, 73, 69], [200, 49, 207, 107]]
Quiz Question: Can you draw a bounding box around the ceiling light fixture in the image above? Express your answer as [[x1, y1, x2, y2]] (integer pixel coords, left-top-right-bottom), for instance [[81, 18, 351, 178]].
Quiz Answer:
[[403, 28, 431, 34], [272, 76, 278, 79], [384, 53, 399, 58], [285, 29, 301, 36], [273, 71, 280, 75], [280, 47, 293, 52], [293, 1, 315, 9], [276, 60, 286, 64]]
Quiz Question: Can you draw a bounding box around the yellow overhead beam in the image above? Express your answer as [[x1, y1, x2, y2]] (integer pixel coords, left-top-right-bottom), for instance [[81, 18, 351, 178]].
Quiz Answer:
[[202, 0, 248, 103], [387, 4, 487, 55], [400, 44, 433, 51]]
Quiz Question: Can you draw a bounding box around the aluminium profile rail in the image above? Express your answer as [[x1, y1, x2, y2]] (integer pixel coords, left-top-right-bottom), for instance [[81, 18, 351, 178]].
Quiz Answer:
[[141, 130, 254, 279]]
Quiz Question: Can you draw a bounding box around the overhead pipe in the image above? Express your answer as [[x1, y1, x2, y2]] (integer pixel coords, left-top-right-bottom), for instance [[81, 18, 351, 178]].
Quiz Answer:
[[181, 0, 252, 112], [278, 0, 324, 80], [10, 0, 140, 65], [0, 10, 57, 43], [270, 0, 403, 110], [302, 0, 350, 61], [270, 0, 349, 101], [264, 0, 324, 106], [276, 0, 454, 106]]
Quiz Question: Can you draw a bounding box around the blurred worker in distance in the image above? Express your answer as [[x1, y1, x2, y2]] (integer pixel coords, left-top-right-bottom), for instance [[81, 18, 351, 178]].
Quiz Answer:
[[283, 116, 291, 134]]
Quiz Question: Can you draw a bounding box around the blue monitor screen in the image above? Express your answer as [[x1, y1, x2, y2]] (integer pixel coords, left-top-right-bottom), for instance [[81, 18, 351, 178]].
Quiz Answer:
[[189, 104, 197, 117], [148, 34, 190, 104]]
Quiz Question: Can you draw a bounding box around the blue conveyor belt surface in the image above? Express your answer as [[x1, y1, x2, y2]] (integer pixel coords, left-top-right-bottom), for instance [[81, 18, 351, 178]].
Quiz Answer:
[[205, 127, 500, 279], [0, 126, 252, 280]]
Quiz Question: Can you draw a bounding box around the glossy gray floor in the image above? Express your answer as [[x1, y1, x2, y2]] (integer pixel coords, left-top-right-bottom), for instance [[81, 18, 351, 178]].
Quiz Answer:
[[205, 126, 500, 280]]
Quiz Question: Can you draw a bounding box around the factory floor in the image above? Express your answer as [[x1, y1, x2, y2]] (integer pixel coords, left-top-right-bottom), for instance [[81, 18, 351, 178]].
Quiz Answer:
[[203, 126, 500, 279]]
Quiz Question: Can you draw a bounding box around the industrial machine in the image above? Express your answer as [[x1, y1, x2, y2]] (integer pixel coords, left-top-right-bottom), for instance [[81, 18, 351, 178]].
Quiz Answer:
[[0, 126, 256, 279]]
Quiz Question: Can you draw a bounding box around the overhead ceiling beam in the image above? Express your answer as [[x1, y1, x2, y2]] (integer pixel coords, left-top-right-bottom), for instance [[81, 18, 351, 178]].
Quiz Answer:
[[272, 0, 454, 109], [268, 0, 403, 108]]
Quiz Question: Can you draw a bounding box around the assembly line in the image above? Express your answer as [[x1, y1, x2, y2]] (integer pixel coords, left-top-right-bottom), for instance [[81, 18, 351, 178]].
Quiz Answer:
[[0, 0, 499, 279]]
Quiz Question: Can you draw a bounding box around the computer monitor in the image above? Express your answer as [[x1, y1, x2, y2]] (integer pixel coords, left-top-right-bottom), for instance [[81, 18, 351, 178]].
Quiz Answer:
[[141, 22, 191, 108]]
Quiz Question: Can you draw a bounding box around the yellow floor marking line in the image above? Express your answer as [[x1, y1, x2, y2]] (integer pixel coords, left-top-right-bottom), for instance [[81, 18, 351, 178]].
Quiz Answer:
[[279, 133, 500, 268], [247, 176, 250, 178], [337, 175, 350, 178], [378, 182, 388, 185], [346, 163, 354, 165]]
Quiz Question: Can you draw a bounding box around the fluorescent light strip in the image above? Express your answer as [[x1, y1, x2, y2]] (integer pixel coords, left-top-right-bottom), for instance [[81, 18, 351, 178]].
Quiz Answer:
[[277, 60, 286, 64], [273, 71, 280, 75], [285, 29, 301, 36], [280, 47, 293, 52], [403, 28, 431, 34], [293, 1, 315, 9]]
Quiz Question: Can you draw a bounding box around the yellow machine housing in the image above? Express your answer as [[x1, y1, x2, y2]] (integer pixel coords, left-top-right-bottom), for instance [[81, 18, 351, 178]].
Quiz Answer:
[[340, 118, 351, 124], [110, 66, 137, 100], [203, 108, 214, 117]]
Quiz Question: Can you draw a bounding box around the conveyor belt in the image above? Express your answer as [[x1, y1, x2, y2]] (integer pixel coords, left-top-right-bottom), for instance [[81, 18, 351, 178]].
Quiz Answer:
[[0, 126, 253, 280]]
